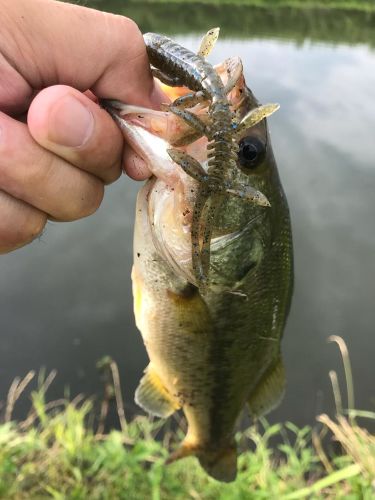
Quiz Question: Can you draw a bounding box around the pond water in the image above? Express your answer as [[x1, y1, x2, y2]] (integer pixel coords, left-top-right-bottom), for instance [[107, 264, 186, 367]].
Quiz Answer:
[[1, 2, 374, 428]]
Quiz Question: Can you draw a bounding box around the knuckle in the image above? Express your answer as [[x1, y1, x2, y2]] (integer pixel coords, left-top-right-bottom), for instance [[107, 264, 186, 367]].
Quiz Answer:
[[117, 17, 143, 47], [107, 15, 144, 61], [0, 212, 46, 253], [26, 213, 47, 243], [80, 182, 104, 217], [16, 147, 55, 196], [61, 180, 104, 221], [102, 160, 122, 185]]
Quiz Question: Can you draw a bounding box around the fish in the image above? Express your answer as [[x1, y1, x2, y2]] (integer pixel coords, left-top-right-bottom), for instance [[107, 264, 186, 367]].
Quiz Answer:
[[104, 30, 293, 483]]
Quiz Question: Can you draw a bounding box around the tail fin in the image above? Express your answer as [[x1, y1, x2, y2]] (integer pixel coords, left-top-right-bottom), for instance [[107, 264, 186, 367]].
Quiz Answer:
[[198, 445, 237, 483], [167, 441, 237, 483]]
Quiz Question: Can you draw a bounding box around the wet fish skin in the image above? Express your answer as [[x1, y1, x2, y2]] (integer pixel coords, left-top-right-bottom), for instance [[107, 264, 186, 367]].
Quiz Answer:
[[130, 79, 293, 482], [106, 52, 293, 482]]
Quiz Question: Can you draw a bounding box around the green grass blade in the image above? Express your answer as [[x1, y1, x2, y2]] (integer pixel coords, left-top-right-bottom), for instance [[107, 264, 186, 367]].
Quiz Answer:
[[282, 463, 361, 499]]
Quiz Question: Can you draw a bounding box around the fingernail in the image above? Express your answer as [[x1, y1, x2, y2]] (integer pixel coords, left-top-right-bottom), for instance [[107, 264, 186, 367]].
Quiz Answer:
[[48, 94, 94, 147]]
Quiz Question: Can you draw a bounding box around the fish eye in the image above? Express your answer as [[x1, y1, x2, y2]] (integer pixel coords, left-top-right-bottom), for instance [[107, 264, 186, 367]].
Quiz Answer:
[[238, 136, 266, 170]]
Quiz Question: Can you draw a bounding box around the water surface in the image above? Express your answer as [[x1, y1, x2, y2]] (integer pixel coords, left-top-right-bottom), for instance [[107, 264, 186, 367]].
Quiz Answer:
[[1, 3, 374, 427]]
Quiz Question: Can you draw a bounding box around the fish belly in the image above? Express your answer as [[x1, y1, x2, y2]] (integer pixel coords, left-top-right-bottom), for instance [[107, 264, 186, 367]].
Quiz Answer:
[[132, 182, 283, 446]]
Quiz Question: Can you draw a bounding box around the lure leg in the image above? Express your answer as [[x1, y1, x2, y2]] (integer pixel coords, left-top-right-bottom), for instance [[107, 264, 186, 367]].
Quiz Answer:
[[167, 148, 208, 182], [165, 106, 212, 140], [226, 184, 270, 207], [234, 103, 280, 137], [170, 91, 208, 109], [199, 193, 224, 280], [221, 57, 244, 94], [167, 148, 220, 287], [197, 27, 220, 58], [191, 189, 210, 287]]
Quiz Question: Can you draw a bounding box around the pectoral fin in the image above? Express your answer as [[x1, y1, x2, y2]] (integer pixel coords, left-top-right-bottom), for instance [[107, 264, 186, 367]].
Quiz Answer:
[[135, 366, 181, 418], [248, 357, 286, 418]]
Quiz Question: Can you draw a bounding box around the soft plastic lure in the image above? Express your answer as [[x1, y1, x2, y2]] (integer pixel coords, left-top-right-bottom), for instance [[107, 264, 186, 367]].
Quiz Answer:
[[144, 29, 277, 290]]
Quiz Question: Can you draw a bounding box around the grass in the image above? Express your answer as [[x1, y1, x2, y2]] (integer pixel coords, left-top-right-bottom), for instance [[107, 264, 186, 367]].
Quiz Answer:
[[0, 340, 373, 499]]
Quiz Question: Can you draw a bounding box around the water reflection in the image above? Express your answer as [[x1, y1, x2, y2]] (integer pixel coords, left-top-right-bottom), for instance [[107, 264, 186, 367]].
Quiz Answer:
[[91, 1, 375, 47], [0, 6, 374, 427]]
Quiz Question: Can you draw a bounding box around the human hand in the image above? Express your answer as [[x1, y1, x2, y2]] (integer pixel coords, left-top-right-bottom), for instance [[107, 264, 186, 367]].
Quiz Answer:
[[0, 0, 161, 253]]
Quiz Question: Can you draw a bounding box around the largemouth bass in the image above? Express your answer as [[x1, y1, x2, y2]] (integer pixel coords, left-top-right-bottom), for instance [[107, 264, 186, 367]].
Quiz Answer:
[[105, 30, 293, 482]]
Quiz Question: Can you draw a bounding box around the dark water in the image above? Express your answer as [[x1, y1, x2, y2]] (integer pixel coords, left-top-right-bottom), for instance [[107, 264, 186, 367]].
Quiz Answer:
[[1, 2, 374, 428]]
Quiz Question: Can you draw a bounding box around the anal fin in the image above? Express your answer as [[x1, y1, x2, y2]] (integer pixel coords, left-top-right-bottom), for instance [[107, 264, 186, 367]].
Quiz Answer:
[[248, 357, 286, 418], [135, 366, 180, 418]]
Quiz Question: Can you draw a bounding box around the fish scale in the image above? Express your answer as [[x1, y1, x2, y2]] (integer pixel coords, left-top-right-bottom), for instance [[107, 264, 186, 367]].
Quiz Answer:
[[130, 103, 292, 482], [105, 31, 293, 482]]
